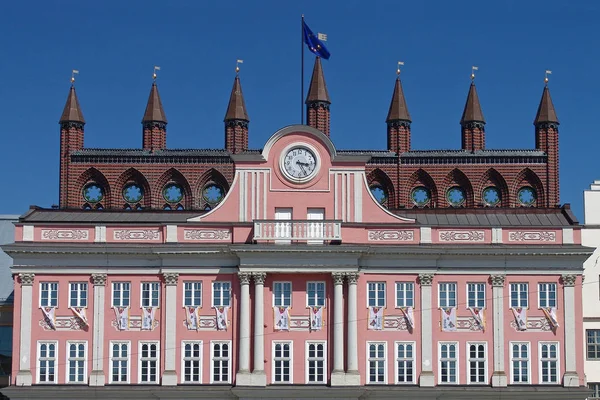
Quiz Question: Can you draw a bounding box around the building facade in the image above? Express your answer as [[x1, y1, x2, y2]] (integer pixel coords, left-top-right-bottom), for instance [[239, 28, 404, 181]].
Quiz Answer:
[[0, 59, 592, 399]]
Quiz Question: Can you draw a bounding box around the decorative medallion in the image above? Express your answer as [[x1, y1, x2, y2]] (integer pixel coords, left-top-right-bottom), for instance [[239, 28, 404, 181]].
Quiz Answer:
[[123, 182, 143, 203], [83, 182, 103, 203], [162, 183, 183, 203], [517, 186, 536, 206], [411, 186, 431, 207], [446, 186, 466, 207], [482, 186, 501, 207], [202, 184, 225, 205]]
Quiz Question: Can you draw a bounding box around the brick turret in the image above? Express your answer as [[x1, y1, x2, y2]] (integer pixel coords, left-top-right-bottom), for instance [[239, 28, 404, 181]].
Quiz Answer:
[[386, 74, 411, 153], [460, 81, 485, 151], [142, 81, 167, 151], [534, 81, 560, 207], [59, 85, 85, 208], [306, 57, 330, 136], [224, 73, 249, 154]]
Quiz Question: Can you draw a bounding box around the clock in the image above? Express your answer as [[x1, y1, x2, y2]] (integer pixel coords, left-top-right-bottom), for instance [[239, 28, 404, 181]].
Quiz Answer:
[[281, 145, 319, 182]]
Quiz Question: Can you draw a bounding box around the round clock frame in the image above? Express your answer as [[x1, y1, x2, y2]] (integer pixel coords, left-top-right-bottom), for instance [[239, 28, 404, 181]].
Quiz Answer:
[[279, 143, 320, 183]]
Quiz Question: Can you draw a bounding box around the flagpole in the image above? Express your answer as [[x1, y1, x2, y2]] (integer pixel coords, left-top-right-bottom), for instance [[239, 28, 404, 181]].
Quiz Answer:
[[301, 14, 304, 125]]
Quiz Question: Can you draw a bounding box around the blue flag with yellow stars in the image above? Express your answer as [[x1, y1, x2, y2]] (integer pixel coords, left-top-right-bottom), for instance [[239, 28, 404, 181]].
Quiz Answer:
[[302, 20, 330, 60]]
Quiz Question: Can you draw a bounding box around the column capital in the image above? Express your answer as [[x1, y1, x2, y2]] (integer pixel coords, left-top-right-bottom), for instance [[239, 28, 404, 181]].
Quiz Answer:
[[238, 272, 251, 285], [162, 272, 179, 286], [252, 272, 267, 285], [345, 272, 360, 285], [418, 273, 434, 286], [490, 274, 506, 287], [561, 274, 577, 287], [18, 273, 35, 286], [332, 272, 345, 285], [91, 273, 107, 286]]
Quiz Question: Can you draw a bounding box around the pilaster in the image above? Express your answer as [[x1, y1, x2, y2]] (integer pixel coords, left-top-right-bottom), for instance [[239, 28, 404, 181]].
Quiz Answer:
[[16, 273, 34, 386], [162, 272, 179, 386], [89, 273, 107, 386], [251, 272, 267, 386], [490, 274, 507, 387], [345, 272, 360, 385], [330, 272, 346, 385], [236, 272, 252, 385], [418, 273, 434, 387]]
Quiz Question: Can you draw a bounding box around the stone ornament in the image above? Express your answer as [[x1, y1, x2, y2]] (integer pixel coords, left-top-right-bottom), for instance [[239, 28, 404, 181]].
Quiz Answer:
[[91, 273, 107, 286], [252, 272, 266, 285], [418, 273, 434, 286], [345, 272, 360, 285], [332, 272, 345, 285], [490, 274, 506, 287], [163, 272, 179, 286], [238, 272, 251, 285], [18, 273, 35, 286], [561, 274, 577, 287]]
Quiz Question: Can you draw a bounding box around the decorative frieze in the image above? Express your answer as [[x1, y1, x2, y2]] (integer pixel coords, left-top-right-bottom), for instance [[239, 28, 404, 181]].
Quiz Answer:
[[41, 229, 89, 241], [18, 273, 35, 286], [183, 229, 231, 241], [163, 273, 179, 286], [439, 230, 485, 242], [490, 274, 506, 287], [113, 229, 161, 241], [383, 315, 410, 331], [40, 316, 85, 331], [418, 274, 434, 286], [91, 273, 107, 286], [111, 315, 159, 331], [182, 315, 226, 331], [510, 317, 552, 332], [508, 231, 556, 242], [368, 230, 414, 241], [561, 274, 577, 287], [238, 272, 251, 285]]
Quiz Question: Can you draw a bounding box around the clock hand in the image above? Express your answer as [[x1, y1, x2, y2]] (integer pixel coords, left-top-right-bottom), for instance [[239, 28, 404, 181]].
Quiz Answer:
[[296, 161, 308, 176]]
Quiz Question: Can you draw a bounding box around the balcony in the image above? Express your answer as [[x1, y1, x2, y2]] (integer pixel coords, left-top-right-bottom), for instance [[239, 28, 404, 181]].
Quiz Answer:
[[253, 220, 342, 243]]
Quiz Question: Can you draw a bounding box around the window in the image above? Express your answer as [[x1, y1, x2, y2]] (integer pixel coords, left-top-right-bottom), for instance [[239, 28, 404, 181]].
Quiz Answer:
[[540, 342, 558, 383], [37, 341, 57, 383], [40, 282, 58, 307], [589, 383, 600, 398], [439, 342, 458, 384], [395, 282, 414, 308], [112, 282, 130, 307], [538, 283, 557, 308], [395, 342, 414, 384], [439, 283, 457, 308], [274, 282, 292, 307], [66, 341, 86, 383], [182, 341, 202, 383], [69, 283, 87, 308], [212, 282, 231, 307], [588, 330, 600, 359], [306, 341, 326, 383], [510, 283, 528, 308], [211, 341, 231, 383], [139, 342, 159, 383], [511, 342, 530, 383], [467, 342, 487, 384], [273, 341, 292, 383], [307, 282, 325, 307], [184, 282, 202, 307], [110, 341, 129, 383], [367, 342, 387, 384], [141, 282, 160, 308], [467, 283, 485, 308], [368, 282, 386, 307]]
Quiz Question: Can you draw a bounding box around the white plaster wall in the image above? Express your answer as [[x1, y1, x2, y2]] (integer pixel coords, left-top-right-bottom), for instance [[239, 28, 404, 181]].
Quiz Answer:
[[584, 320, 600, 383]]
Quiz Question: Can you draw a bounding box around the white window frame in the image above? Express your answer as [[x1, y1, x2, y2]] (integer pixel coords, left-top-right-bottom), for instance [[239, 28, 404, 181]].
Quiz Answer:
[[140, 282, 160, 308], [181, 340, 203, 384], [305, 341, 327, 384], [273, 281, 292, 307], [438, 282, 457, 308], [367, 282, 386, 307], [589, 382, 600, 398], [395, 341, 415, 384], [510, 283, 529, 308], [539, 341, 559, 384], [306, 281, 326, 307], [111, 282, 131, 307], [40, 282, 58, 308], [395, 282, 414, 308], [210, 340, 231, 384], [538, 283, 557, 309], [438, 342, 459, 384], [466, 342, 487, 384], [138, 341, 160, 384], [183, 281, 202, 308], [466, 283, 486, 309], [109, 341, 130, 384], [272, 341, 293, 384], [65, 341, 87, 384], [510, 341, 531, 384], [69, 282, 88, 308], [37, 340, 58, 384], [366, 341, 387, 384], [212, 281, 231, 308]]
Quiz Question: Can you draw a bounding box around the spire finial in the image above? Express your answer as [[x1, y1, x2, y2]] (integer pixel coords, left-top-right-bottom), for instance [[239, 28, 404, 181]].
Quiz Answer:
[[153, 66, 160, 81], [471, 65, 478, 81], [544, 69, 552, 85], [397, 61, 404, 76], [71, 69, 79, 85], [236, 59, 243, 75]]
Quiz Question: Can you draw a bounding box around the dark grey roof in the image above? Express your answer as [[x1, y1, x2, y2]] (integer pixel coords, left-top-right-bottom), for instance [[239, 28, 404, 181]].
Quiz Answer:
[[338, 150, 397, 157], [71, 148, 232, 157], [18, 208, 203, 223], [402, 149, 546, 157]]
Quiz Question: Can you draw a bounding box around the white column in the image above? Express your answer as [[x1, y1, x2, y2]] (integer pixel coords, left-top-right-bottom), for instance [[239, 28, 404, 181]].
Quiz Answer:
[[89, 273, 107, 386], [161, 272, 179, 386], [345, 272, 360, 385], [331, 272, 346, 385], [251, 272, 267, 386], [562, 274, 580, 387], [16, 273, 34, 386], [236, 272, 252, 384], [490, 274, 507, 387], [418, 273, 434, 387]]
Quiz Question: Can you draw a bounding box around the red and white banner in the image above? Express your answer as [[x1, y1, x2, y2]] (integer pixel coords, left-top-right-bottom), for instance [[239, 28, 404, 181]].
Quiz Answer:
[[42, 307, 56, 330], [368, 306, 384, 330], [274, 306, 290, 331], [309, 306, 323, 331], [71, 307, 88, 326], [511, 307, 527, 331], [216, 306, 229, 330], [114, 307, 130, 331], [401, 306, 415, 329], [186, 306, 200, 330], [142, 307, 157, 330], [441, 307, 457, 332], [542, 307, 559, 329], [468, 307, 485, 330]]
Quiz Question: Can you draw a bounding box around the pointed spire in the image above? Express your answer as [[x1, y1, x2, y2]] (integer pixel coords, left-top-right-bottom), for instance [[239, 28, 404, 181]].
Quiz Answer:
[[306, 57, 330, 103], [142, 82, 167, 124], [460, 82, 485, 124], [59, 85, 85, 124], [224, 75, 249, 122], [386, 77, 411, 122], [534, 85, 559, 125]]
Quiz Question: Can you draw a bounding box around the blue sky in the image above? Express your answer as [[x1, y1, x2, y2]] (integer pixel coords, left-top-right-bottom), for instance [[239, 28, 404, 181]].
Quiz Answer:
[[0, 1, 598, 220]]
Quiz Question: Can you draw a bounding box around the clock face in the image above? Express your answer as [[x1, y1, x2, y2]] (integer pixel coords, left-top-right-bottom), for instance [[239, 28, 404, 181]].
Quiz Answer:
[[281, 145, 318, 181]]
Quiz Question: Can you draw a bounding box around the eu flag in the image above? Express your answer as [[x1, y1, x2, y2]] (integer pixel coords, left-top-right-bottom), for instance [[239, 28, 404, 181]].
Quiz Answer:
[[302, 20, 330, 60]]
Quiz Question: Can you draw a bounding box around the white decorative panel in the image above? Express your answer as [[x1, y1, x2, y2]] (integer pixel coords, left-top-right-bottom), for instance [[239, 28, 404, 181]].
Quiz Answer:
[[113, 229, 161, 241], [41, 229, 89, 241], [368, 230, 414, 241], [183, 229, 231, 241], [439, 230, 485, 242], [508, 231, 556, 242]]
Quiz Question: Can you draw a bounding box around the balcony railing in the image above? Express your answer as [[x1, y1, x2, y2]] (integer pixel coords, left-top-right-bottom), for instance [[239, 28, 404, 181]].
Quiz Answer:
[[253, 220, 342, 242]]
